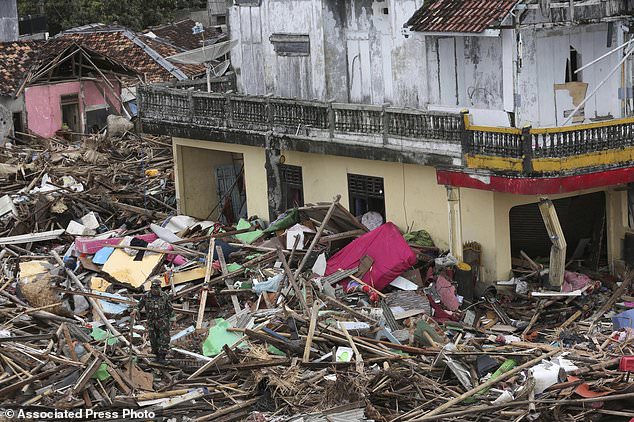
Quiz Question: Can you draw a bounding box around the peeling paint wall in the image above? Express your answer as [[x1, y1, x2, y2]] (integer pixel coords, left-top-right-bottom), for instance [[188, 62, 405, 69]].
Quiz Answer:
[[230, 0, 427, 107], [517, 23, 624, 127], [426, 35, 505, 115]]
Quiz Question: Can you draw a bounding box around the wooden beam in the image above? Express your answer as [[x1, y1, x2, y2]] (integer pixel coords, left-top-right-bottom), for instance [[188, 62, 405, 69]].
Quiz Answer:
[[196, 239, 215, 329], [538, 198, 566, 286]]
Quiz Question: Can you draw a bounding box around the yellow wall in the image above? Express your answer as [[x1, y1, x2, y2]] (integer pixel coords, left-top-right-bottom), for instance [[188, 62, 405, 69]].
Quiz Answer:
[[281, 150, 451, 249], [176, 146, 230, 219], [173, 138, 630, 282], [172, 138, 269, 220]]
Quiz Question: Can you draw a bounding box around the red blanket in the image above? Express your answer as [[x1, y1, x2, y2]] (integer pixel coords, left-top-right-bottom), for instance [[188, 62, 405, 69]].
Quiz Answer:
[[325, 222, 417, 291]]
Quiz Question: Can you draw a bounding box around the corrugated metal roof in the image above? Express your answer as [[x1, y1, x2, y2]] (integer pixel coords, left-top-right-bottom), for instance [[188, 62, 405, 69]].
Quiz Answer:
[[406, 0, 520, 33]]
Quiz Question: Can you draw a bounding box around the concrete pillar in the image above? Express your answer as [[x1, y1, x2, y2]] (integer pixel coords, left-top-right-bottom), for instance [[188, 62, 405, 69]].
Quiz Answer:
[[447, 186, 463, 261], [264, 134, 283, 221]]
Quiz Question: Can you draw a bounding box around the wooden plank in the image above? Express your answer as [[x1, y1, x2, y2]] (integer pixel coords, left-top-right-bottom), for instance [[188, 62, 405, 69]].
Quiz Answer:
[[217, 245, 240, 314], [196, 238, 215, 329], [0, 229, 65, 245], [73, 354, 103, 394], [538, 198, 566, 287], [302, 302, 321, 363], [276, 246, 307, 311], [339, 322, 363, 373], [293, 195, 341, 278], [0, 367, 66, 397]]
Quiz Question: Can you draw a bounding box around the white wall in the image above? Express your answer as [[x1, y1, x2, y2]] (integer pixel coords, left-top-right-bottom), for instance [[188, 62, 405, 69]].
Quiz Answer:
[[229, 0, 428, 107], [518, 23, 625, 127]]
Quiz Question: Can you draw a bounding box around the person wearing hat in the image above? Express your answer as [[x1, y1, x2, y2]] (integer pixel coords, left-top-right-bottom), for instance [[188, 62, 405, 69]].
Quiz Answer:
[[134, 279, 174, 363]]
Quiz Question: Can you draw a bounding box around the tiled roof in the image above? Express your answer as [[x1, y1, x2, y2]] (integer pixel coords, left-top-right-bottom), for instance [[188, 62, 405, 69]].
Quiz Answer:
[[56, 29, 205, 82], [0, 25, 208, 96], [0, 41, 39, 96], [406, 0, 520, 33], [144, 19, 220, 51]]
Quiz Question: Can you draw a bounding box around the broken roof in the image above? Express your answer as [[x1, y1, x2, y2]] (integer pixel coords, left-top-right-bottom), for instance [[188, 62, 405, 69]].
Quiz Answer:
[[56, 26, 206, 82], [144, 19, 223, 51], [406, 0, 519, 33], [0, 41, 39, 96]]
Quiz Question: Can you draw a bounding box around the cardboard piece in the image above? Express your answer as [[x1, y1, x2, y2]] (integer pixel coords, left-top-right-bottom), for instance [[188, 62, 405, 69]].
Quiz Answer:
[[90, 276, 111, 292], [102, 245, 163, 288]]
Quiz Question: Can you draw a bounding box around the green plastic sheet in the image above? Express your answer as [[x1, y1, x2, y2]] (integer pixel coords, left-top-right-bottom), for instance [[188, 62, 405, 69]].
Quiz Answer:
[[202, 318, 243, 357], [263, 208, 299, 233], [91, 326, 119, 346], [227, 263, 242, 272], [92, 363, 112, 381], [234, 219, 264, 244]]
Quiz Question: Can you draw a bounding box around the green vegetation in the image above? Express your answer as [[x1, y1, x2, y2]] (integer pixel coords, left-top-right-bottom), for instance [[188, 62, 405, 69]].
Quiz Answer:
[[18, 0, 208, 34]]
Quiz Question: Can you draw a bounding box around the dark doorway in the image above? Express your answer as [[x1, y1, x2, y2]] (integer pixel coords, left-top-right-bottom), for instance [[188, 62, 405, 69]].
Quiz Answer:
[[12, 112, 23, 134], [215, 163, 247, 225], [61, 94, 81, 133], [509, 192, 607, 268], [347, 173, 385, 219], [279, 164, 304, 210]]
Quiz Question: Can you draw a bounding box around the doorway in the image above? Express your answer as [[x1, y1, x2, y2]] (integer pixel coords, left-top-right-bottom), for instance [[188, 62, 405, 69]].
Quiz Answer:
[[61, 94, 81, 133], [509, 192, 607, 269]]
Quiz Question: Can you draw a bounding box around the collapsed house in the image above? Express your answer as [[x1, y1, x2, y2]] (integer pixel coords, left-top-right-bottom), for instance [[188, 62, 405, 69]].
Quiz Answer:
[[0, 19, 224, 141], [139, 0, 634, 283]]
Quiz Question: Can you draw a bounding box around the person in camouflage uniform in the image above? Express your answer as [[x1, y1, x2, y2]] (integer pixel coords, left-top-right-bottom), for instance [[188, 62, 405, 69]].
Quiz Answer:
[[134, 279, 174, 362]]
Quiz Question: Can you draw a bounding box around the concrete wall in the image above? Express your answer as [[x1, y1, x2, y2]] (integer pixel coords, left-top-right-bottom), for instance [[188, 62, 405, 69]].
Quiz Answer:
[[0, 0, 18, 42], [517, 23, 624, 127], [176, 146, 235, 219], [83, 80, 122, 114], [24, 79, 122, 138], [172, 137, 270, 220], [0, 94, 24, 113], [229, 0, 427, 107], [281, 149, 450, 248], [25, 82, 82, 138]]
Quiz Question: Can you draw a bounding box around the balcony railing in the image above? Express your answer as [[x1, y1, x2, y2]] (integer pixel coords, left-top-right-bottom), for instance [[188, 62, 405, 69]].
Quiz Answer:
[[138, 85, 464, 144], [138, 85, 634, 175], [462, 115, 634, 173]]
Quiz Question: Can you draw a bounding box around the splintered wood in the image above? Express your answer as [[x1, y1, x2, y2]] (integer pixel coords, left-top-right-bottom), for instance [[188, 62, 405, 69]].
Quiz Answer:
[[0, 133, 633, 421]]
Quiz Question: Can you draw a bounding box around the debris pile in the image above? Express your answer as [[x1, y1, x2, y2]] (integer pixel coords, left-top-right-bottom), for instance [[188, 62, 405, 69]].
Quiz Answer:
[[1, 145, 633, 420], [0, 130, 175, 243]]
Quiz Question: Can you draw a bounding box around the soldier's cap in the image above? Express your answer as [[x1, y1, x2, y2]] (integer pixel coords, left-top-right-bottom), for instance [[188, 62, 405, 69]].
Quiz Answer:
[[151, 279, 161, 288]]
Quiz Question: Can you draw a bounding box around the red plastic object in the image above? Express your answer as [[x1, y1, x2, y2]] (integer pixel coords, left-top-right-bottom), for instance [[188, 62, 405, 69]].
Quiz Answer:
[[619, 356, 634, 372], [325, 222, 416, 292]]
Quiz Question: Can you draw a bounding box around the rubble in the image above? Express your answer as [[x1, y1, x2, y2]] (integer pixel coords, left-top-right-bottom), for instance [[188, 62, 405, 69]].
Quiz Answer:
[[0, 136, 633, 421]]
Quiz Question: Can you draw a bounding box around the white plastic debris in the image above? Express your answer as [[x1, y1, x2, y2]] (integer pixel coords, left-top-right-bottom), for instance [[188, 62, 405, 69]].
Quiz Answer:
[[66, 220, 96, 236]]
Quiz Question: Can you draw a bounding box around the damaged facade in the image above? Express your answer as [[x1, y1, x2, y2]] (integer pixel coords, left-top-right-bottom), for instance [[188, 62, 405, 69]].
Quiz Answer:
[[0, 20, 217, 140], [140, 0, 634, 283]]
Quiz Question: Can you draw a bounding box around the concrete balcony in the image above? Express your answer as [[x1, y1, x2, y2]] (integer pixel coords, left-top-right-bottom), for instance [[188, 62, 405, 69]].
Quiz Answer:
[[462, 115, 634, 175], [137, 85, 465, 168], [138, 85, 634, 182]]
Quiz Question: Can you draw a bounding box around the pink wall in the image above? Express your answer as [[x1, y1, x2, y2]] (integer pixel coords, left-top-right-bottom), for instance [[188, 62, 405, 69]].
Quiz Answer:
[[83, 78, 122, 112], [25, 81, 81, 138], [25, 78, 122, 138]]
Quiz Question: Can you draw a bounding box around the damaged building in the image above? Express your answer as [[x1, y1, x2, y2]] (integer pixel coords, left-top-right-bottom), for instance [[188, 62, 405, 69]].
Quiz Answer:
[[139, 0, 634, 282], [0, 19, 223, 140]]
